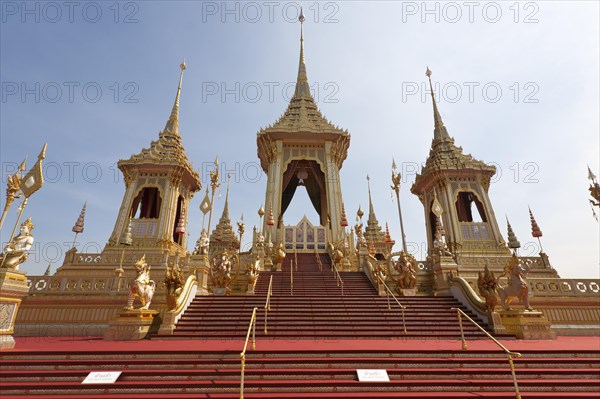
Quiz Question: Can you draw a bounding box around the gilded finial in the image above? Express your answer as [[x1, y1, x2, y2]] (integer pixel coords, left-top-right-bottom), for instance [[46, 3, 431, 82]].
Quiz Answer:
[[299, 6, 305, 23], [164, 60, 187, 136], [425, 67, 449, 140]]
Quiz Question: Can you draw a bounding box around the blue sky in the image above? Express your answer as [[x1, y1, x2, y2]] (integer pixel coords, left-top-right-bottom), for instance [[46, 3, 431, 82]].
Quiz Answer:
[[1, 1, 598, 278]]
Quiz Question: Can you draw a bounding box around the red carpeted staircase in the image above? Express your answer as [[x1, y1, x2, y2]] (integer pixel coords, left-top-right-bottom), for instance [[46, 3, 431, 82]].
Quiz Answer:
[[2, 253, 599, 397], [156, 253, 501, 340], [1, 343, 599, 398]]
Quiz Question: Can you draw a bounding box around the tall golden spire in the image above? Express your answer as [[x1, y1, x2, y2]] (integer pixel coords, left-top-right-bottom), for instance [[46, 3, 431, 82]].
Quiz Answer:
[[294, 7, 311, 98], [426, 67, 450, 140], [366, 175, 379, 228], [222, 173, 231, 220], [164, 60, 186, 136]]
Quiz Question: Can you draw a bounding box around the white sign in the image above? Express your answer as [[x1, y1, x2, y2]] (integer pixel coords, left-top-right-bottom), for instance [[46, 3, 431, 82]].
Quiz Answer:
[[82, 371, 122, 384], [356, 369, 390, 382]]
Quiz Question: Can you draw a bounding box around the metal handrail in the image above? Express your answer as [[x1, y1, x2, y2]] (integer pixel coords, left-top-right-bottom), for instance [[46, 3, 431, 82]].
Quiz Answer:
[[239, 307, 257, 399], [450, 307, 522, 399], [376, 274, 407, 334], [315, 250, 323, 272], [264, 275, 273, 334], [294, 249, 298, 271], [290, 258, 293, 296], [332, 263, 344, 296]]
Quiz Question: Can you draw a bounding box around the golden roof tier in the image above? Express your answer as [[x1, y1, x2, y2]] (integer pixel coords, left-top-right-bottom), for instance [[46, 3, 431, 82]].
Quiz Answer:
[[257, 9, 350, 173], [118, 61, 201, 192], [412, 67, 495, 194]]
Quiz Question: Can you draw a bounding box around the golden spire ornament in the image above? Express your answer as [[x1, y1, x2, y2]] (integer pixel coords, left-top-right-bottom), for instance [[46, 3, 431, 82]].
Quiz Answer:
[[506, 217, 521, 254], [70, 201, 87, 250], [163, 59, 186, 136], [340, 203, 348, 227], [528, 207, 544, 253], [425, 67, 449, 140]]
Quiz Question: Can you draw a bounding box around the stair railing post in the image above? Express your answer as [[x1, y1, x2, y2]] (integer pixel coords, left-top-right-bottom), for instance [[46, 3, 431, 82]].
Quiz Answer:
[[252, 313, 256, 351], [456, 310, 468, 350], [240, 307, 257, 399], [264, 275, 272, 335], [508, 356, 522, 399], [449, 307, 522, 399], [239, 354, 245, 399], [290, 258, 293, 296]]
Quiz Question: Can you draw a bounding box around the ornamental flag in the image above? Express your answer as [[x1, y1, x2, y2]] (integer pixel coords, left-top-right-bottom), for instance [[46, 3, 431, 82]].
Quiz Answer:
[[20, 143, 47, 198]]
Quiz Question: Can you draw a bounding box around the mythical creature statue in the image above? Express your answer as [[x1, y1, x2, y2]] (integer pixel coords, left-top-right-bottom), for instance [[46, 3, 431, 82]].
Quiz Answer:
[[328, 242, 344, 267], [477, 263, 499, 312], [126, 255, 156, 310], [354, 223, 367, 248], [164, 261, 184, 310], [211, 250, 233, 290], [0, 218, 34, 270], [256, 232, 265, 248], [432, 216, 453, 256], [497, 254, 533, 311], [275, 242, 286, 264], [247, 255, 260, 286], [192, 228, 209, 255], [394, 252, 417, 289], [265, 239, 273, 258]]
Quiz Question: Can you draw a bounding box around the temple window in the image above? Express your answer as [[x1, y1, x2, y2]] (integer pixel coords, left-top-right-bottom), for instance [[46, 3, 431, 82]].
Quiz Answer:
[[130, 187, 162, 219], [455, 191, 487, 223]]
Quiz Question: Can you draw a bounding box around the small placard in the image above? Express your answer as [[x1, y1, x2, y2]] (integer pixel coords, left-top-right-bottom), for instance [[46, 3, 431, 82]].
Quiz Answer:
[[82, 371, 122, 384], [357, 369, 390, 382]]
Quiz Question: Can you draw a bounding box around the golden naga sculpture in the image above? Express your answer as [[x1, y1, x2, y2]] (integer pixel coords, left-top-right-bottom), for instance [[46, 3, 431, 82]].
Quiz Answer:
[[126, 255, 156, 310], [497, 254, 533, 311], [394, 252, 417, 289], [211, 250, 234, 291], [477, 263, 499, 312], [0, 218, 34, 270], [164, 261, 184, 310]]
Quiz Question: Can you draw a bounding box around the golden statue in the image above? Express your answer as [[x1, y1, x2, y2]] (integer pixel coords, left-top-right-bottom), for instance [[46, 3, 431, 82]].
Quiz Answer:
[[192, 228, 209, 255], [477, 263, 499, 312], [275, 242, 286, 264], [164, 261, 184, 310], [0, 218, 34, 270], [247, 254, 260, 286], [394, 252, 417, 289], [211, 250, 233, 291], [126, 255, 156, 310], [354, 223, 366, 248], [497, 254, 533, 311]]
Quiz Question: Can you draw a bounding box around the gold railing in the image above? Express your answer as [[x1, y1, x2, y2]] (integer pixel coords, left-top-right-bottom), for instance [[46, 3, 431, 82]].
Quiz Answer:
[[290, 258, 294, 296], [332, 263, 344, 296], [264, 275, 273, 334], [376, 274, 407, 334], [450, 307, 522, 399], [316, 251, 323, 271], [294, 249, 298, 271], [240, 307, 258, 399]]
